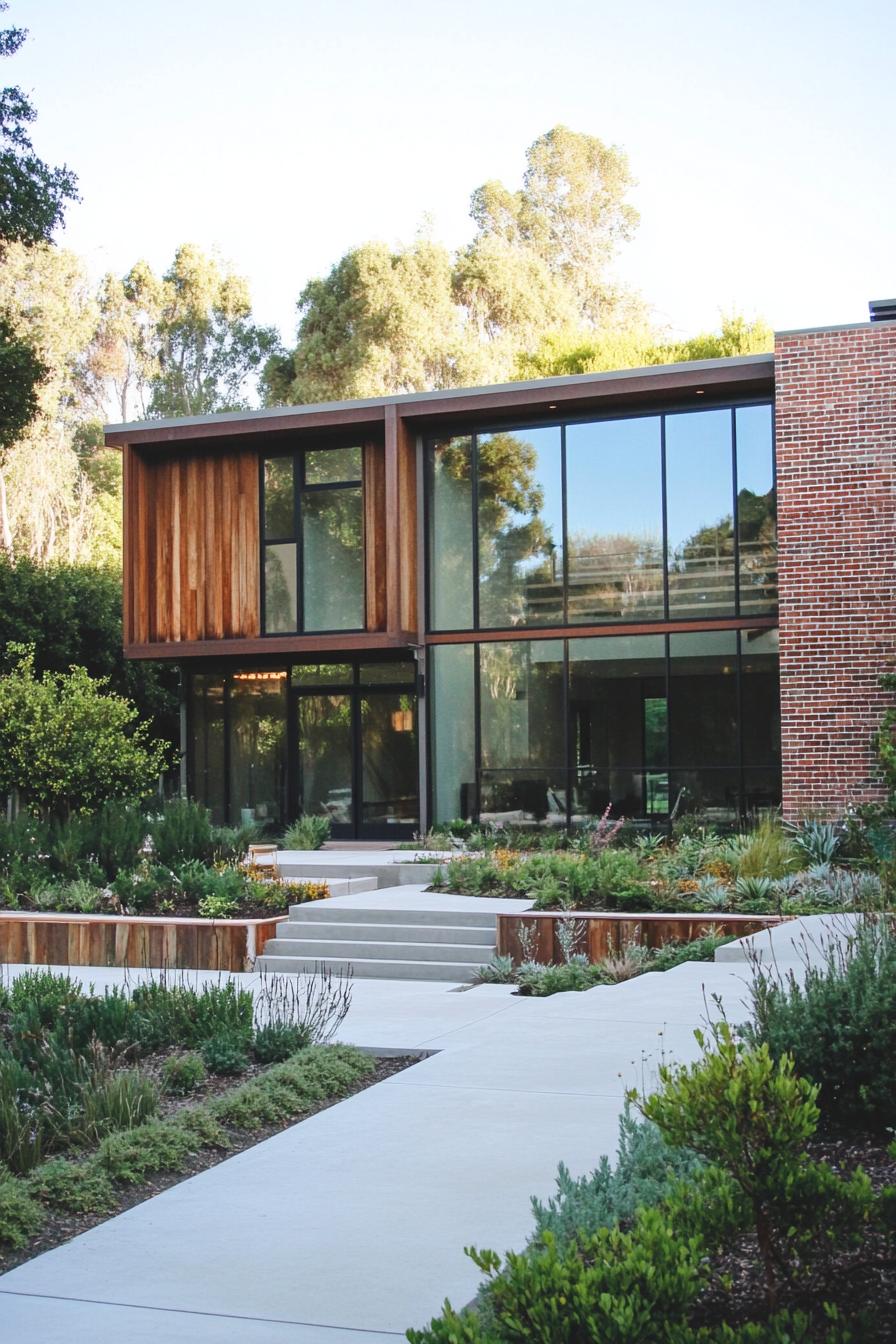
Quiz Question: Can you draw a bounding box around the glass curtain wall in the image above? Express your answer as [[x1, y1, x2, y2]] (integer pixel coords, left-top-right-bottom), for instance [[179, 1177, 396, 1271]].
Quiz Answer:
[[430, 630, 780, 828], [426, 405, 775, 632], [262, 446, 364, 634], [188, 671, 287, 827]]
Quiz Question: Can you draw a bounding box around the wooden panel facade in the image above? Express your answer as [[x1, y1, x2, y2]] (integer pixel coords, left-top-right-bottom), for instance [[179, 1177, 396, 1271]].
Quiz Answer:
[[126, 443, 261, 645]]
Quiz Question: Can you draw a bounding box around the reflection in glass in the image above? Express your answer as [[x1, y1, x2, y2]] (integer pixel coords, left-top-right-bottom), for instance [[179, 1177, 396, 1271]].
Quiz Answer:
[[298, 694, 353, 826], [566, 417, 663, 622], [291, 663, 353, 686], [478, 427, 563, 627], [666, 410, 735, 616], [741, 627, 781, 771], [736, 405, 777, 615], [431, 644, 476, 823], [305, 446, 362, 485], [302, 487, 364, 630], [430, 437, 473, 629], [264, 543, 297, 633], [568, 635, 666, 821], [669, 631, 738, 823], [189, 675, 226, 825], [229, 672, 287, 827], [357, 661, 416, 685], [264, 458, 294, 537], [479, 640, 565, 824], [360, 693, 418, 826]]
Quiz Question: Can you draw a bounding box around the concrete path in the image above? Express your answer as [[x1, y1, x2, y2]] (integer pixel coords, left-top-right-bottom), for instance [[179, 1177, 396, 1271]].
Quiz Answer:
[[0, 916, 851, 1342]]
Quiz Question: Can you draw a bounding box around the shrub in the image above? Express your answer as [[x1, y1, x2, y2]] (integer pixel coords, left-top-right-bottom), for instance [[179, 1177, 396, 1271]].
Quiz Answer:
[[474, 954, 515, 985], [637, 1023, 874, 1301], [27, 1157, 116, 1214], [0, 644, 174, 818], [253, 1023, 311, 1064], [253, 965, 352, 1047], [785, 819, 841, 867], [409, 1206, 708, 1344], [731, 815, 799, 879], [0, 1053, 45, 1173], [0, 1173, 44, 1249], [531, 1104, 702, 1251], [200, 1031, 250, 1076], [160, 1053, 207, 1096], [96, 1119, 197, 1183], [197, 890, 240, 919], [281, 815, 331, 850], [650, 934, 736, 972], [743, 916, 896, 1131], [516, 959, 609, 996], [148, 799, 214, 867], [29, 877, 107, 913], [130, 977, 253, 1050]]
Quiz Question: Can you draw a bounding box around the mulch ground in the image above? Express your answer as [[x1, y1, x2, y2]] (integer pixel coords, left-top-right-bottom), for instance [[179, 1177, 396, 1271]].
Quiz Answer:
[[1, 1052, 416, 1274], [689, 1132, 896, 1339]]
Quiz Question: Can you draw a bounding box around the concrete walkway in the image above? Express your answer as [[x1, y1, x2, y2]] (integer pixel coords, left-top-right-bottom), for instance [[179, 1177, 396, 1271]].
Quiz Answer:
[[0, 916, 850, 1342]]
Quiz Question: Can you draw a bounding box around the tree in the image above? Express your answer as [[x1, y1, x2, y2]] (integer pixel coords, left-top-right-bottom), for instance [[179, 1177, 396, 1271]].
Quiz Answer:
[[270, 238, 466, 404], [142, 244, 280, 418], [469, 125, 639, 326], [0, 555, 179, 743], [0, 6, 78, 247], [0, 643, 174, 819]]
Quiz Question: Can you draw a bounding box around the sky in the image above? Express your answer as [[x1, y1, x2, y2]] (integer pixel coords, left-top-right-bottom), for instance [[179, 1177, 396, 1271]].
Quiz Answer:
[[9, 0, 896, 348]]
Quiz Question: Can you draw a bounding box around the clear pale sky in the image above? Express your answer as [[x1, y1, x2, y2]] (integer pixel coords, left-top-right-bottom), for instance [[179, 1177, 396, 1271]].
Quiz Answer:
[[10, 0, 896, 347]]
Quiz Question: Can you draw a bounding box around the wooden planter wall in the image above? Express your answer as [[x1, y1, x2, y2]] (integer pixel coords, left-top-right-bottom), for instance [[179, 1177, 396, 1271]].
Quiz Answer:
[[495, 911, 785, 966], [0, 912, 282, 973]]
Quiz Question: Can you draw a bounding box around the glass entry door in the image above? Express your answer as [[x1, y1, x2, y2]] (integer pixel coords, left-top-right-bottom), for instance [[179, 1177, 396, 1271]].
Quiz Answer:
[[294, 662, 419, 840]]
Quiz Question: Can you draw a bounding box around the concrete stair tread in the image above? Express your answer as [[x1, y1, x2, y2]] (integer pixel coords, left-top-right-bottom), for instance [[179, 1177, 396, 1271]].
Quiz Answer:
[[285, 904, 497, 927], [256, 954, 478, 982], [276, 920, 494, 941], [262, 938, 491, 961]]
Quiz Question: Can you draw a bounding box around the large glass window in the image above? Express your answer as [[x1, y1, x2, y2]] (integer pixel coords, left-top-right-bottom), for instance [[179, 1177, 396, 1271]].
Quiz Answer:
[[569, 635, 666, 822], [429, 630, 780, 826], [429, 436, 474, 630], [430, 644, 477, 822], [478, 640, 565, 825], [189, 675, 226, 825], [427, 404, 774, 632], [262, 446, 364, 634], [566, 417, 663, 623], [478, 427, 563, 627], [666, 410, 735, 618], [736, 405, 777, 616], [229, 671, 287, 828]]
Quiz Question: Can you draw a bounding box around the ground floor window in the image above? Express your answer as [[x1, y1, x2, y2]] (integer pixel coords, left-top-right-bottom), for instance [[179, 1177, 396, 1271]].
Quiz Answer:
[[187, 659, 418, 838], [428, 627, 780, 828]]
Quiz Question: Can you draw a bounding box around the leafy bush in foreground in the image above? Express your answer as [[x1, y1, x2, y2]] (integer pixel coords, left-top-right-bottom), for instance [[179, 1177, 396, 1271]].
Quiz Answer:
[[742, 915, 896, 1131]]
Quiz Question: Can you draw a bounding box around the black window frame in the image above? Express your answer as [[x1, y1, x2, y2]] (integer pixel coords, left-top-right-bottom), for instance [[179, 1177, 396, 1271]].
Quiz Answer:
[[423, 398, 776, 636], [260, 444, 366, 636]]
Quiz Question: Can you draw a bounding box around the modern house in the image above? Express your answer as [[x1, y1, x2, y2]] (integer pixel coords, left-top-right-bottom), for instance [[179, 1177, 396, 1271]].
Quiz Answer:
[[106, 305, 896, 839]]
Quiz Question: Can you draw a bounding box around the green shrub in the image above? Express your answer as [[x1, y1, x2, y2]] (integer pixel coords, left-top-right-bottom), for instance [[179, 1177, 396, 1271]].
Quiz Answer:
[[160, 1053, 207, 1096], [27, 1157, 116, 1214], [409, 1206, 708, 1344], [516, 959, 609, 996], [252, 1023, 312, 1064], [531, 1103, 702, 1251], [111, 859, 180, 913], [7, 968, 83, 1023], [638, 1023, 874, 1301], [0, 1053, 45, 1173], [743, 916, 896, 1132], [200, 1031, 250, 1076], [253, 964, 352, 1048], [281, 815, 331, 850], [29, 877, 107, 913], [0, 1172, 45, 1249], [149, 798, 214, 867], [650, 934, 736, 972], [130, 977, 253, 1050], [732, 816, 799, 879], [170, 1106, 229, 1150], [474, 954, 515, 985], [96, 1119, 197, 1183]]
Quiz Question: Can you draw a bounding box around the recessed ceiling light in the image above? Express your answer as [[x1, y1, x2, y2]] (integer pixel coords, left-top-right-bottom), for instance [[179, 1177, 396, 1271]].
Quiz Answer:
[[695, 389, 705, 396], [548, 403, 557, 410]]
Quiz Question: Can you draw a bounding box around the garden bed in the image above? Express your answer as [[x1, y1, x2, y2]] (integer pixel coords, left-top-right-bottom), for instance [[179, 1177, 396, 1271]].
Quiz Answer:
[[496, 910, 785, 966], [0, 909, 284, 972], [0, 1050, 415, 1273]]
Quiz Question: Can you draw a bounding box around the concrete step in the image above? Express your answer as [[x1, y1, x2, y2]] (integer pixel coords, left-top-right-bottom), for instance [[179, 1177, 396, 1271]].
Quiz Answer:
[[276, 876, 378, 898], [261, 937, 493, 964], [255, 954, 480, 982], [285, 903, 497, 928], [274, 920, 495, 946]]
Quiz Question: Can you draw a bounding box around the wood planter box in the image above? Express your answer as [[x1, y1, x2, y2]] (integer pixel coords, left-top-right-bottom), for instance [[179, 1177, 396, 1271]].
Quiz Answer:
[[496, 911, 786, 967], [0, 910, 284, 973]]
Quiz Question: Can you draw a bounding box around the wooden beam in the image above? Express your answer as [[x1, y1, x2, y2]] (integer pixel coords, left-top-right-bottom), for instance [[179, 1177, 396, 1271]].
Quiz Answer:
[[384, 404, 401, 637]]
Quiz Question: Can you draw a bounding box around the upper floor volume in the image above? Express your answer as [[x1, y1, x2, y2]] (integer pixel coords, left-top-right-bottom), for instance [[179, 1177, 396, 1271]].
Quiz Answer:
[[106, 352, 776, 659]]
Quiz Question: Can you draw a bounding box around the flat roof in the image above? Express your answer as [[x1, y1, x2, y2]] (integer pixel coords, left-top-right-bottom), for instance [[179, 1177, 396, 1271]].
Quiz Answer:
[[105, 352, 774, 448]]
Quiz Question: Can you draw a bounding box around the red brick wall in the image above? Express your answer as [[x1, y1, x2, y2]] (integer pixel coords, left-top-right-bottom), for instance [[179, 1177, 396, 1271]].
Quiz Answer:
[[775, 321, 896, 817]]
